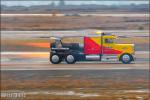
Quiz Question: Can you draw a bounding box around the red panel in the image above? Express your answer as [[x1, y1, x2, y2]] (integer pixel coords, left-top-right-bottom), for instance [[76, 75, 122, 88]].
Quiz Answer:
[[84, 37, 122, 55], [84, 37, 101, 54]]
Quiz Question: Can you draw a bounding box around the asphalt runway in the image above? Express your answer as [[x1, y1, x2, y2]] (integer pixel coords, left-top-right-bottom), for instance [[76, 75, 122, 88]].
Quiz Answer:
[[1, 14, 149, 17], [1, 51, 149, 70], [1, 30, 149, 70], [2, 30, 149, 39]]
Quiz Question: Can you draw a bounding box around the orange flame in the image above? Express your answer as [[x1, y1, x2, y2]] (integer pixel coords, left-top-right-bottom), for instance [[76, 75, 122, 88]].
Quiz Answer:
[[19, 53, 49, 58], [24, 42, 50, 48]]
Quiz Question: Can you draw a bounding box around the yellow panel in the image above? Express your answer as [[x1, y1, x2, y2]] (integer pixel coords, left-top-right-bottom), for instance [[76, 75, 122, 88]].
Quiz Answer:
[[102, 36, 134, 55], [112, 44, 134, 54], [90, 36, 134, 55], [90, 37, 101, 45]]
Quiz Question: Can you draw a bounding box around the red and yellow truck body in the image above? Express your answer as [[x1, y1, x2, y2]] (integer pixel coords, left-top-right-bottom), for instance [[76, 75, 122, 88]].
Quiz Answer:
[[50, 32, 135, 64]]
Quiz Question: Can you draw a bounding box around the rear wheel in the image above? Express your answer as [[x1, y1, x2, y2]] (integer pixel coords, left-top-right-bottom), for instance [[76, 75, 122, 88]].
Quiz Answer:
[[65, 54, 76, 64], [120, 54, 133, 64], [50, 54, 61, 64]]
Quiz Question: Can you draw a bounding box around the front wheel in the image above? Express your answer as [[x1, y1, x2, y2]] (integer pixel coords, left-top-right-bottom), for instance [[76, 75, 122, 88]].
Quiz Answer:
[[65, 54, 76, 64], [120, 54, 133, 64], [50, 54, 62, 64]]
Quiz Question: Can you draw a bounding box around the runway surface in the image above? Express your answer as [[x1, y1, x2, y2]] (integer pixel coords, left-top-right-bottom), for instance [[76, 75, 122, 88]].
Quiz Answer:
[[1, 13, 149, 17], [1, 30, 149, 70], [1, 51, 149, 70], [2, 30, 149, 39]]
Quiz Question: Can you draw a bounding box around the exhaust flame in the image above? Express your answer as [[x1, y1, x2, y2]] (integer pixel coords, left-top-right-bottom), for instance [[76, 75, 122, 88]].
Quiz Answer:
[[25, 42, 49, 48]]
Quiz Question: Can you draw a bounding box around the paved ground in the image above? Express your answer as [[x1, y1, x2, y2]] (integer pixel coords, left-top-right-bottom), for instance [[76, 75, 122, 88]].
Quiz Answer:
[[1, 30, 149, 39], [1, 51, 149, 70], [1, 13, 149, 17], [1, 30, 149, 70]]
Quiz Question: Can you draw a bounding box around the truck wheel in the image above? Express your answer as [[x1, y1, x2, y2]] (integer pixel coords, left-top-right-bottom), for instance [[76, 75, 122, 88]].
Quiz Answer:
[[120, 54, 133, 64], [50, 54, 61, 64], [65, 54, 76, 64]]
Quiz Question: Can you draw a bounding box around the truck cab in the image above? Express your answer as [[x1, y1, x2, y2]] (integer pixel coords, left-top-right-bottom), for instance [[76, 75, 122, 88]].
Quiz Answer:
[[50, 33, 135, 64]]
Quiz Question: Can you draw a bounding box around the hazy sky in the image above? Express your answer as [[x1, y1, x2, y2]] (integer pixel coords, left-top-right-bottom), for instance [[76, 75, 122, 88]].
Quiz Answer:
[[1, 1, 149, 6]]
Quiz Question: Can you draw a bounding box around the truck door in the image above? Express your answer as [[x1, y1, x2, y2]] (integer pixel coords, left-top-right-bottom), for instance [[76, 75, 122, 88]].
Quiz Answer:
[[84, 37, 102, 54], [102, 37, 121, 54]]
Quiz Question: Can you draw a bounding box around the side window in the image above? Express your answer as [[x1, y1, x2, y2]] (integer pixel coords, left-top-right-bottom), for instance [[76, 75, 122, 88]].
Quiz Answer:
[[105, 38, 114, 44]]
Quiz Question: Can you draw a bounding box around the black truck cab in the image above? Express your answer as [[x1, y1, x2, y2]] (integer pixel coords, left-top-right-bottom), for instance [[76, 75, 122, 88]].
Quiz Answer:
[[50, 37, 84, 64]]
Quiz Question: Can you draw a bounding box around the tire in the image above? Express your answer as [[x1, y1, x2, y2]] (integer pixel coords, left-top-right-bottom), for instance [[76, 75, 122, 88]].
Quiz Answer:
[[65, 54, 76, 64], [120, 54, 133, 64], [50, 54, 61, 64]]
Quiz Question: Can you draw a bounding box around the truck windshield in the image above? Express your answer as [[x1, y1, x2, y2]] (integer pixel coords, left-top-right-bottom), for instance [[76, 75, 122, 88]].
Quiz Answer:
[[55, 40, 62, 48], [105, 38, 114, 44], [50, 39, 62, 48]]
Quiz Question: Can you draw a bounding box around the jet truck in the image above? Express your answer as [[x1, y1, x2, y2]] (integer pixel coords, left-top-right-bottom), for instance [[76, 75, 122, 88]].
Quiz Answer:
[[50, 32, 135, 64]]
